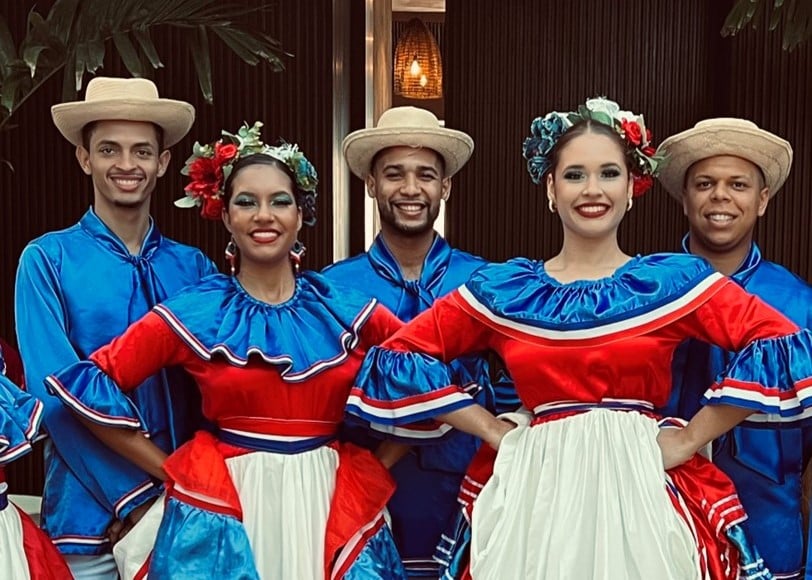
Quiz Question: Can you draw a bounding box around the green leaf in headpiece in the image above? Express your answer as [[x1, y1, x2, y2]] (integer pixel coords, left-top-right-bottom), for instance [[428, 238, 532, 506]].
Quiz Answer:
[[233, 121, 264, 152], [174, 195, 199, 208], [588, 111, 614, 128], [222, 163, 233, 184]]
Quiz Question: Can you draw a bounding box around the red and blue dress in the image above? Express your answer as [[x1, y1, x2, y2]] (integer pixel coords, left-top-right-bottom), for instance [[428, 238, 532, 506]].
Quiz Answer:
[[0, 376, 72, 579], [350, 254, 812, 579], [46, 272, 407, 579]]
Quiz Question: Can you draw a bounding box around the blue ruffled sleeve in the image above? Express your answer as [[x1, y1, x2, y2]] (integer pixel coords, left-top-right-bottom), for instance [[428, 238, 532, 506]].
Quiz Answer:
[[664, 278, 812, 426], [702, 329, 812, 426], [46, 361, 143, 429], [0, 376, 43, 464], [45, 310, 189, 432], [348, 348, 474, 428], [347, 291, 498, 443]]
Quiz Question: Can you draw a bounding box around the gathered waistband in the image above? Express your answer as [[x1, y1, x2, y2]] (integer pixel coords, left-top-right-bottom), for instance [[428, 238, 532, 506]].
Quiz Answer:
[[215, 416, 338, 454], [532, 399, 655, 421]]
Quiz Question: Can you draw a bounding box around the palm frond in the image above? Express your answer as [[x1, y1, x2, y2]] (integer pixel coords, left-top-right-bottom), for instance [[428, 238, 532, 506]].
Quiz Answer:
[[0, 0, 289, 133], [0, 17, 18, 79], [133, 27, 163, 69], [722, 0, 812, 50], [189, 25, 213, 104]]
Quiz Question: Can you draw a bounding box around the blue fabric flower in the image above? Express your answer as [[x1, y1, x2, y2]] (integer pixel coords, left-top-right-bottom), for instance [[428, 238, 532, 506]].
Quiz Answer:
[[522, 113, 566, 184], [525, 154, 550, 185]]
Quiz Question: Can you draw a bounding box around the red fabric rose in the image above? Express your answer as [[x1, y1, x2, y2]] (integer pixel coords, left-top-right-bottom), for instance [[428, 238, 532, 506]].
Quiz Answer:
[[185, 156, 224, 199], [621, 119, 643, 146], [642, 145, 656, 156], [215, 142, 238, 163], [632, 174, 653, 197], [200, 196, 224, 220]]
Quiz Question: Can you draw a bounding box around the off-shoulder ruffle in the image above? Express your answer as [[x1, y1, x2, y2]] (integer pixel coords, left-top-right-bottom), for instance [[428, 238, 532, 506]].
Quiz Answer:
[[702, 329, 812, 425], [0, 378, 44, 464], [46, 361, 142, 430], [346, 347, 474, 443], [465, 254, 721, 330], [154, 272, 377, 381]]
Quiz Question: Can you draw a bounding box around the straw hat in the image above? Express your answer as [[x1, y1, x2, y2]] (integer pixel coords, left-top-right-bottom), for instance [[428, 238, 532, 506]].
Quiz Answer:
[[656, 118, 793, 199], [51, 77, 195, 148], [343, 106, 474, 179]]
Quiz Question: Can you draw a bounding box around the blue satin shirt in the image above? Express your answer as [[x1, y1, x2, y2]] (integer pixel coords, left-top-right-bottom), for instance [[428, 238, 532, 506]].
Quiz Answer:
[[15, 208, 216, 555], [323, 234, 517, 576]]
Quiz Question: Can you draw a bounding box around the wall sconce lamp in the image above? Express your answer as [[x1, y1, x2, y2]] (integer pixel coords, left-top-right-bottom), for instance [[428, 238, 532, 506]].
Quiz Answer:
[[394, 17, 443, 99]]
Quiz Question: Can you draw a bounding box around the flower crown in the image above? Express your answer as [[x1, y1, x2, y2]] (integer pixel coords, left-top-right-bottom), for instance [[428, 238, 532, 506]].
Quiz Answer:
[[175, 121, 319, 221], [522, 98, 664, 196]]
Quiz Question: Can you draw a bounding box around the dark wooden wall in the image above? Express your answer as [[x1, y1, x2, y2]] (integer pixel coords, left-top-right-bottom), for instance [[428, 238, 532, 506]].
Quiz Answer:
[[2, 0, 345, 493], [443, 0, 812, 284]]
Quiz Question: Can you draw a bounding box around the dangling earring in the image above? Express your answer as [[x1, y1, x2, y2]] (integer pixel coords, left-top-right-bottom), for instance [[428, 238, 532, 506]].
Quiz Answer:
[[289, 240, 306, 274], [548, 198, 557, 213], [627, 197, 633, 212], [224, 237, 238, 276]]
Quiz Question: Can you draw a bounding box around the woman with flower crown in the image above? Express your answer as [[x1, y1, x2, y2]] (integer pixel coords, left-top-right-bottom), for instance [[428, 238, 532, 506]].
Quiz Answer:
[[343, 98, 812, 579], [43, 122, 408, 579]]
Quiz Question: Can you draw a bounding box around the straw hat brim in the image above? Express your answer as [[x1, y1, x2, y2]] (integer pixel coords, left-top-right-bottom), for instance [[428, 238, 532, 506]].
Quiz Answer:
[[343, 127, 474, 179], [657, 124, 793, 199], [51, 98, 195, 148]]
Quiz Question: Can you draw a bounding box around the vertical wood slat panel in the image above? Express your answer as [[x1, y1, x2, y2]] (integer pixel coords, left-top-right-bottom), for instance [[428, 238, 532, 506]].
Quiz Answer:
[[443, 0, 714, 262], [725, 15, 812, 282], [443, 0, 811, 285], [1, 0, 335, 494]]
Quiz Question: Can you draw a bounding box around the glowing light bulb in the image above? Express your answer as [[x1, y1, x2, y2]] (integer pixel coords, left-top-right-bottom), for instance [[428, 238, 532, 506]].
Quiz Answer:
[[420, 74, 428, 87], [410, 57, 421, 76]]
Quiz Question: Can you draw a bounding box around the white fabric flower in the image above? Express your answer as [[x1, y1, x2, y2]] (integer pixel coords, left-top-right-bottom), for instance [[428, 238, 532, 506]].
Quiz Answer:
[[585, 98, 620, 117]]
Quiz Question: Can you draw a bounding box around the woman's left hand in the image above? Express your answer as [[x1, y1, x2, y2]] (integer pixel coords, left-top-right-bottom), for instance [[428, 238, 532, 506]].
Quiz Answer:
[[656, 428, 697, 470]]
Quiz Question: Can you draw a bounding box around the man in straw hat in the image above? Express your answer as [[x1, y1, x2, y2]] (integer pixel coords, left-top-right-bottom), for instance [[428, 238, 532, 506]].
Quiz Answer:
[[14, 77, 216, 579], [323, 106, 517, 577], [657, 118, 812, 578]]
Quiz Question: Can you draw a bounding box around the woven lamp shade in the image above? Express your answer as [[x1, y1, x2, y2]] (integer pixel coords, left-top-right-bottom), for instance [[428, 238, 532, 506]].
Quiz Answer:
[[394, 17, 443, 99]]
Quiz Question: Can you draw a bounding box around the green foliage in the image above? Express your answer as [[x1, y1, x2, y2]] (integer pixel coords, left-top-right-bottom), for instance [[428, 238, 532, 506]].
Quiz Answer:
[[723, 0, 812, 50], [0, 0, 290, 134]]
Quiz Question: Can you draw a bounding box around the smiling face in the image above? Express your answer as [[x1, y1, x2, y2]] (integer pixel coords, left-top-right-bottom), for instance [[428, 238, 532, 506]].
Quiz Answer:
[[366, 146, 450, 238], [546, 130, 633, 242], [222, 161, 302, 276], [682, 155, 769, 257], [76, 120, 170, 212]]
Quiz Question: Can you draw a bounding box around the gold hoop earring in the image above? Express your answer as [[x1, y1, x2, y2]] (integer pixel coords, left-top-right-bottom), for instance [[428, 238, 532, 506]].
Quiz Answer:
[[548, 198, 557, 213], [627, 197, 633, 212]]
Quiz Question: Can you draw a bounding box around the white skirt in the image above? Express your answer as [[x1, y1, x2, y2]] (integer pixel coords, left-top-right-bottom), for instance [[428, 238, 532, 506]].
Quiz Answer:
[[226, 446, 338, 578], [470, 409, 701, 580], [0, 490, 31, 580]]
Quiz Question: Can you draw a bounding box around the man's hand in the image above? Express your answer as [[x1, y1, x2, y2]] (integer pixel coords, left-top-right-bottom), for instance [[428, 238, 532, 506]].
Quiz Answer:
[[106, 496, 158, 545], [106, 519, 126, 546]]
